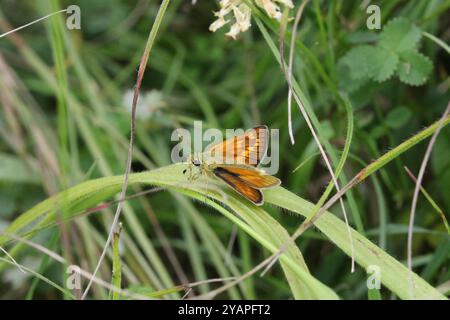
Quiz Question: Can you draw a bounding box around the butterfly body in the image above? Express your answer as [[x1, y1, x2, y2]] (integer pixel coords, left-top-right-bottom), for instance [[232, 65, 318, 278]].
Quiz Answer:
[[184, 125, 280, 205]]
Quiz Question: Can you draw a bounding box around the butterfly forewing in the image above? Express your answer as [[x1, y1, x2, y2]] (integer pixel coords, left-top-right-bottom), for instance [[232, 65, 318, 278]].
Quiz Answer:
[[206, 125, 268, 167]]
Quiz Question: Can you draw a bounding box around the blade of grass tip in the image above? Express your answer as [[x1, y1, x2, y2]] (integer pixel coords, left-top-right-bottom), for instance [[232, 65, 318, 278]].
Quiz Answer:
[[274, 13, 355, 273], [404, 167, 450, 235], [287, 0, 309, 145], [292, 151, 321, 172], [81, 0, 171, 300], [407, 101, 450, 299]]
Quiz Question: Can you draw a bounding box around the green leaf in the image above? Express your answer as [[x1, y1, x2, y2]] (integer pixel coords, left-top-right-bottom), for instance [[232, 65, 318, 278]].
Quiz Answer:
[[379, 17, 422, 53], [337, 46, 379, 91], [397, 51, 433, 86], [339, 45, 399, 83], [340, 45, 376, 80], [367, 46, 399, 82], [385, 106, 413, 129], [2, 163, 447, 300], [0, 165, 338, 300], [265, 188, 446, 300]]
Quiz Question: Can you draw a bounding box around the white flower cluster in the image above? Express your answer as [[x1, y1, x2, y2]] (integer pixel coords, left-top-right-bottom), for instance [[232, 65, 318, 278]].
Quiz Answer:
[[209, 0, 294, 39]]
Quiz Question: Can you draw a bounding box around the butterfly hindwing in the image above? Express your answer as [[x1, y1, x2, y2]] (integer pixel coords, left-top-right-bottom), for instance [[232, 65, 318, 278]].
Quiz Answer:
[[213, 164, 280, 189], [212, 166, 264, 205]]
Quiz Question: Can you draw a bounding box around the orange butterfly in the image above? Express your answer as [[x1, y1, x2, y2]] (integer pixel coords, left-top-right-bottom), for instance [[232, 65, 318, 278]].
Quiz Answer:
[[183, 125, 280, 205]]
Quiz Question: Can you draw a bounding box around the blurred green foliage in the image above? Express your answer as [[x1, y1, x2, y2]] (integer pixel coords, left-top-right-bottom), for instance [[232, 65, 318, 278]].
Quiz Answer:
[[0, 0, 449, 299]]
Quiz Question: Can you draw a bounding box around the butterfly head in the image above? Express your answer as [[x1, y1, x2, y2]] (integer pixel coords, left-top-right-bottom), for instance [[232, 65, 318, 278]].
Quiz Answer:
[[183, 154, 202, 175], [192, 158, 201, 167]]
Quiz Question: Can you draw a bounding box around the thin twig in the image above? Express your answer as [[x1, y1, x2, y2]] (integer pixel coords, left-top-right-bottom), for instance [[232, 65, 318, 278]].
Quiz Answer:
[[0, 246, 25, 273], [0, 9, 67, 39], [224, 225, 238, 266], [81, 0, 170, 299], [274, 3, 355, 274], [407, 100, 450, 299], [287, 0, 309, 144], [404, 166, 449, 234], [191, 255, 275, 300]]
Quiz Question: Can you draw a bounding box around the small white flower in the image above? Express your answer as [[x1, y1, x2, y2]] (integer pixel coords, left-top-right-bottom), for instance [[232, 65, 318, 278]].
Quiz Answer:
[[255, 0, 294, 20], [209, 16, 228, 32], [234, 4, 251, 30], [225, 22, 242, 39], [209, 1, 252, 39], [209, 0, 293, 39]]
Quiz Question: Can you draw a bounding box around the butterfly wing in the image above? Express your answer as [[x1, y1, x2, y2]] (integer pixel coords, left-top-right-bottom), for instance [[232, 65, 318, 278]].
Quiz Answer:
[[206, 125, 268, 167], [212, 166, 264, 205], [213, 165, 281, 189]]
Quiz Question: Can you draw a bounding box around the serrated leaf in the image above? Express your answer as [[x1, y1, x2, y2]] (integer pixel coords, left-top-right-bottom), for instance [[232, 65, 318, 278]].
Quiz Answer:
[[340, 45, 376, 79], [379, 17, 422, 53], [336, 59, 369, 93], [337, 46, 378, 92], [385, 106, 412, 129], [397, 51, 433, 86], [367, 46, 399, 82]]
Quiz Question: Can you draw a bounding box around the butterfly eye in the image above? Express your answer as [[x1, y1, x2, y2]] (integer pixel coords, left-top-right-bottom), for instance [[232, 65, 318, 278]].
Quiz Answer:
[[192, 159, 201, 167]]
